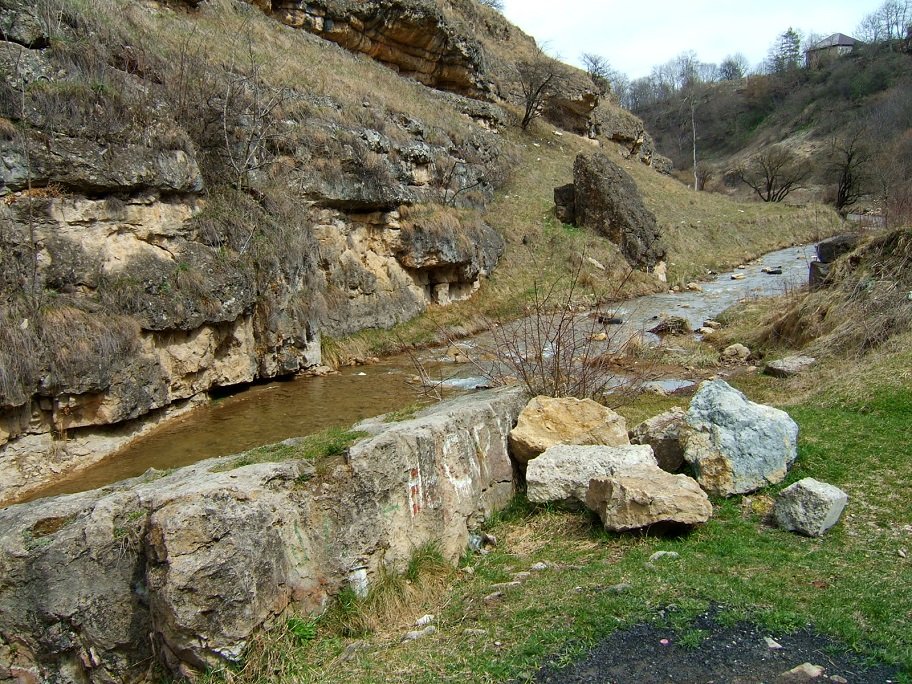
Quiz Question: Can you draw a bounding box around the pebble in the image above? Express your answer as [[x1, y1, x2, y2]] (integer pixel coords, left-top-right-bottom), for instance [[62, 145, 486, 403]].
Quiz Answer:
[[483, 591, 504, 603], [489, 581, 522, 592], [608, 583, 632, 594], [512, 572, 532, 582], [415, 614, 435, 627], [779, 662, 824, 681], [402, 625, 436, 642], [530, 562, 549, 572], [340, 641, 370, 661], [830, 676, 848, 684], [463, 628, 488, 637], [764, 636, 783, 649], [649, 551, 680, 563]]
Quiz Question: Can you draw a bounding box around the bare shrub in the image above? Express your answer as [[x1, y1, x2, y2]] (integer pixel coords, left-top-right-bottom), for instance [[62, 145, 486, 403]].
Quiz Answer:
[[469, 256, 645, 400]]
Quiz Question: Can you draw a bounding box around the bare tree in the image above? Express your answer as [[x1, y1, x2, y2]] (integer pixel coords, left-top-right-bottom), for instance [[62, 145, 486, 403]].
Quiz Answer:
[[719, 53, 749, 80], [828, 128, 872, 212], [517, 46, 558, 130], [737, 146, 809, 202], [857, 0, 912, 42], [581, 52, 613, 96]]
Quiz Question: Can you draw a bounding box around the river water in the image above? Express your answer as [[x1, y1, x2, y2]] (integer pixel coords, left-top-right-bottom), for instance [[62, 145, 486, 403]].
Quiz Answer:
[[19, 243, 815, 503]]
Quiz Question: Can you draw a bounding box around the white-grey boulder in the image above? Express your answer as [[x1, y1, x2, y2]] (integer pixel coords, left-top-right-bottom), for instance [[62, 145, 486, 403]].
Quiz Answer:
[[526, 444, 656, 504], [683, 380, 799, 496], [774, 478, 848, 537]]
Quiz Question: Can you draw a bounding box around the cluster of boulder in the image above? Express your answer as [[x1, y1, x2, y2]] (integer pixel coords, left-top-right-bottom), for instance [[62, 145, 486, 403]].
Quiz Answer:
[[0, 382, 849, 682], [509, 381, 847, 537]]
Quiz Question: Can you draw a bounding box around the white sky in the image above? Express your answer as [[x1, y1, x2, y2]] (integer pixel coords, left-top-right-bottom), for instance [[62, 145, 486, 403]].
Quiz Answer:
[[502, 0, 877, 79]]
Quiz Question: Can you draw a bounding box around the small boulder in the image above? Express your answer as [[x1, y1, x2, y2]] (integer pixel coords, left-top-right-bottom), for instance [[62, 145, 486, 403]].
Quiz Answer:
[[764, 355, 816, 378], [683, 380, 799, 496], [774, 478, 848, 537], [586, 465, 712, 531], [526, 444, 656, 504], [629, 407, 686, 472], [816, 234, 859, 263], [777, 662, 826, 682], [702, 320, 722, 330], [808, 260, 831, 290], [648, 316, 691, 336], [509, 396, 629, 464], [721, 344, 751, 362]]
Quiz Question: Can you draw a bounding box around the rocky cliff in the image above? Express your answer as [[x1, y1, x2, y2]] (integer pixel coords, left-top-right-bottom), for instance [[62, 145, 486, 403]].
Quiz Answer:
[[0, 0, 665, 497]]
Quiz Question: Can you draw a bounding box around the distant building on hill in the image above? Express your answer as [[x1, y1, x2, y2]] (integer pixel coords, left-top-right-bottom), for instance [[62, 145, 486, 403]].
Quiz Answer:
[[805, 33, 862, 68]]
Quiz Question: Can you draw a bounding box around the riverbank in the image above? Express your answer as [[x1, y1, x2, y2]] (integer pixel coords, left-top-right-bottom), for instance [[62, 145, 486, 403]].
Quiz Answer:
[[8, 242, 821, 507], [192, 240, 912, 683]]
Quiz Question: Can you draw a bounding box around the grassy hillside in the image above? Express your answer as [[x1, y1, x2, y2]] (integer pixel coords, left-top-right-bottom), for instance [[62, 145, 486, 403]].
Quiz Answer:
[[631, 43, 912, 219]]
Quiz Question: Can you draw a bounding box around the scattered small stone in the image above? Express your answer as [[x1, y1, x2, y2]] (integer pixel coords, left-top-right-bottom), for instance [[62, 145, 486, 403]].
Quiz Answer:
[[462, 628, 488, 637], [721, 343, 751, 362], [765, 636, 783, 649], [483, 591, 503, 604], [703, 319, 722, 329], [462, 566, 475, 575], [489, 581, 522, 592], [340, 640, 370, 662], [402, 626, 436, 642], [829, 676, 848, 684], [649, 551, 680, 563], [590, 331, 608, 342], [415, 614, 435, 627], [608, 583, 632, 594], [778, 662, 825, 682], [685, 282, 703, 292], [530, 562, 549, 572], [697, 326, 716, 335], [512, 572, 531, 582], [899, 548, 907, 558], [731, 273, 747, 280], [659, 638, 670, 645]]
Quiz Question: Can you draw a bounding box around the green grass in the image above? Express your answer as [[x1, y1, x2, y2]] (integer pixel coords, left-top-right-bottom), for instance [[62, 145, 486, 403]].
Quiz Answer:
[[210, 427, 367, 472], [198, 386, 912, 683]]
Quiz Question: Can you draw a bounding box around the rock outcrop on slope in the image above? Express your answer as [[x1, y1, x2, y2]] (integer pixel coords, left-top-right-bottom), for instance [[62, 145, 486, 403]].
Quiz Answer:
[[0, 387, 526, 683], [555, 152, 667, 269]]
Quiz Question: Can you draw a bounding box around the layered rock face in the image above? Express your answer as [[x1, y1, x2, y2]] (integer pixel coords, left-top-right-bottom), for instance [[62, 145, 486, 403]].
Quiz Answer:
[[0, 388, 526, 683], [264, 0, 493, 98], [0, 0, 514, 494]]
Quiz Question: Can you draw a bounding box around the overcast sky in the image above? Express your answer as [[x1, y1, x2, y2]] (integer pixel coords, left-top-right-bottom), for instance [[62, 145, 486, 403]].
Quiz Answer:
[[501, 0, 877, 79]]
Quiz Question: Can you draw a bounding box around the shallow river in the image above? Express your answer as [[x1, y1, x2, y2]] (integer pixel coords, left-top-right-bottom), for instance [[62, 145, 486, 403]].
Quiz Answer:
[[21, 243, 815, 502]]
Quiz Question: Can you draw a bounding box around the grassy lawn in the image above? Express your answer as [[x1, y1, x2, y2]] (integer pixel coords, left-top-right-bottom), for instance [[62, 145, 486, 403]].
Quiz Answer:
[[201, 372, 912, 683]]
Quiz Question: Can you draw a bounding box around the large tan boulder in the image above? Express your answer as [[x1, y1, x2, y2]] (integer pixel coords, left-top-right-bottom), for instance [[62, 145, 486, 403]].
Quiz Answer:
[[508, 396, 629, 464], [586, 465, 713, 531]]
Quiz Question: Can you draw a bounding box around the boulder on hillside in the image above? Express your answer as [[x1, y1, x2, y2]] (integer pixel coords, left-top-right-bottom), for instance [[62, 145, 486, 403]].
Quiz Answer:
[[629, 407, 687, 472], [816, 234, 859, 263], [526, 444, 655, 504], [683, 380, 799, 496], [568, 152, 667, 270], [764, 355, 817, 378], [774, 478, 848, 537], [586, 465, 712, 531], [508, 395, 629, 464]]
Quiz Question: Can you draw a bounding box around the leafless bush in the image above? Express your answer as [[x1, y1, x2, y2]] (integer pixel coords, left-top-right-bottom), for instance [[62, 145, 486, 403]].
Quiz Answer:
[[469, 256, 646, 400]]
